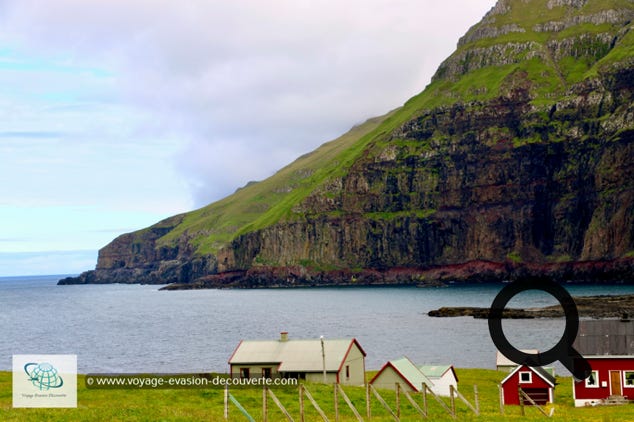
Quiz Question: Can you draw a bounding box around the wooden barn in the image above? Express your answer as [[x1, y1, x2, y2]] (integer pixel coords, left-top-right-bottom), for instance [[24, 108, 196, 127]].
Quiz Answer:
[[572, 319, 634, 407], [228, 332, 366, 385], [500, 365, 555, 405]]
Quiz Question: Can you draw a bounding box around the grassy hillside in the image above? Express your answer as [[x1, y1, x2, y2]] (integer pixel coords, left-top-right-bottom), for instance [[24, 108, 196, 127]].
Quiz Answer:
[[2, 369, 633, 421], [154, 112, 395, 255]]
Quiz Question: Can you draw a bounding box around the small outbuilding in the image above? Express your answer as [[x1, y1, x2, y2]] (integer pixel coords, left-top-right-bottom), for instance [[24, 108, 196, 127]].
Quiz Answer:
[[228, 332, 366, 385], [419, 365, 459, 396], [370, 357, 458, 396], [572, 319, 634, 407], [370, 357, 433, 393], [496, 350, 538, 372], [500, 365, 555, 405]]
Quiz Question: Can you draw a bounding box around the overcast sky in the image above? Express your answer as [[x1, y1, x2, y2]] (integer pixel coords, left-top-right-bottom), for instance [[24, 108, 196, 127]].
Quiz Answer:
[[0, 0, 495, 276]]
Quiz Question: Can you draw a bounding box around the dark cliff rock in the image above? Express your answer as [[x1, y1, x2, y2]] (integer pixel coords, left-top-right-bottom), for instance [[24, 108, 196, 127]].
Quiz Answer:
[[60, 0, 634, 287], [428, 293, 634, 319], [59, 215, 217, 285], [222, 73, 634, 273]]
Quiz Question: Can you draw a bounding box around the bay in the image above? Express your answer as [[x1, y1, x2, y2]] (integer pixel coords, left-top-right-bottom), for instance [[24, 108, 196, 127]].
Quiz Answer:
[[2, 275, 633, 375]]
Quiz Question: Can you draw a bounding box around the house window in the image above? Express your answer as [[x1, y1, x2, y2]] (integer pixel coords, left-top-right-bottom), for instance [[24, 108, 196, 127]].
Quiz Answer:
[[240, 368, 250, 379], [585, 370, 599, 388], [262, 368, 272, 378], [519, 371, 532, 383], [624, 371, 634, 387], [345, 365, 350, 379]]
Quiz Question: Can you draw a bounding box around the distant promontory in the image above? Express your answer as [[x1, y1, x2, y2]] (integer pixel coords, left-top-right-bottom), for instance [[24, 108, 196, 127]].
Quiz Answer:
[[60, 0, 634, 289], [428, 294, 634, 319]]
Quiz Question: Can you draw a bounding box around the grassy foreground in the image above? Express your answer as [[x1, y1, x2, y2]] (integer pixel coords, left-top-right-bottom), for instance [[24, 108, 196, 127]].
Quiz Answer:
[[1, 369, 632, 421]]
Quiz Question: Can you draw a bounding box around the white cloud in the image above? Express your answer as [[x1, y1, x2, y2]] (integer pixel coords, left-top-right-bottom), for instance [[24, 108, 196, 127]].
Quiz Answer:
[[1, 0, 495, 206]]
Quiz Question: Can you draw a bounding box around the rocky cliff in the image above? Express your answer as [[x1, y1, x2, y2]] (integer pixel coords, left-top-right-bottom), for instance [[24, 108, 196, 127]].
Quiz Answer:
[[60, 0, 634, 287]]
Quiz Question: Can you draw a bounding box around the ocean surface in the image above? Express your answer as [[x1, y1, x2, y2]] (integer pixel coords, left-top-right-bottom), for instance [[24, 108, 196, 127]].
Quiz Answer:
[[2, 275, 633, 376]]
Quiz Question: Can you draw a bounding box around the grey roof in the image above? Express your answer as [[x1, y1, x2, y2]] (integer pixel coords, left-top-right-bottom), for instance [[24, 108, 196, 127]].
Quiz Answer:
[[573, 319, 634, 356], [229, 338, 365, 372], [532, 366, 556, 386]]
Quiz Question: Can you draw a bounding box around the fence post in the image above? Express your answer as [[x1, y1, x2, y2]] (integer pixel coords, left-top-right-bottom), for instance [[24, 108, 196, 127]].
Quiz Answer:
[[334, 383, 339, 422], [395, 382, 401, 419], [299, 384, 305, 422], [422, 383, 427, 415], [224, 384, 229, 420], [518, 387, 525, 416], [366, 383, 371, 419], [263, 384, 268, 422], [474, 385, 479, 416], [498, 384, 504, 415], [450, 385, 456, 416]]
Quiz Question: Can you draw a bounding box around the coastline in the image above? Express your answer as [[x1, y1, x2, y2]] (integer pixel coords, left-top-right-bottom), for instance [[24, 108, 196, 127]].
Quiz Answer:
[[59, 258, 634, 290]]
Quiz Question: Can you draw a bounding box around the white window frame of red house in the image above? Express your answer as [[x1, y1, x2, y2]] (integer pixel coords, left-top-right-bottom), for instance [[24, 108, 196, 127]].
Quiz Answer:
[[585, 370, 600, 388], [623, 371, 634, 388], [519, 371, 532, 383]]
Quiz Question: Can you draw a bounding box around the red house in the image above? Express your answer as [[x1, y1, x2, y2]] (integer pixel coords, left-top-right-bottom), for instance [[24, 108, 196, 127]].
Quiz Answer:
[[573, 319, 634, 407], [500, 365, 555, 405]]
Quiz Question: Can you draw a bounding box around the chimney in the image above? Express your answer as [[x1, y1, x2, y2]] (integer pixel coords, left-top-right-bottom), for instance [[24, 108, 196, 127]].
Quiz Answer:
[[280, 331, 288, 342]]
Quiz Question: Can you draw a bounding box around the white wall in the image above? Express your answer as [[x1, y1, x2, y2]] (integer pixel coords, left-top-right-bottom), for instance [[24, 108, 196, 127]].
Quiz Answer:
[[429, 372, 458, 397]]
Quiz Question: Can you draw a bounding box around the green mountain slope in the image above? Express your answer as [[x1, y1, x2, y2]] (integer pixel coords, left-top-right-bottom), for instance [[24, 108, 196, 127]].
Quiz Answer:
[[61, 0, 634, 286], [154, 112, 394, 256]]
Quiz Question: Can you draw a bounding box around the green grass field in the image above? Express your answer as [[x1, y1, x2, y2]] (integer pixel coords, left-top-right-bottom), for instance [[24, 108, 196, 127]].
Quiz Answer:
[[2, 369, 632, 421]]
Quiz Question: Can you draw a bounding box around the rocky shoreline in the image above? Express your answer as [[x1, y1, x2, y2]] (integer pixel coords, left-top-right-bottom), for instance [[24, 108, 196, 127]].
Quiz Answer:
[[58, 258, 634, 290], [150, 259, 634, 290], [427, 294, 634, 319]]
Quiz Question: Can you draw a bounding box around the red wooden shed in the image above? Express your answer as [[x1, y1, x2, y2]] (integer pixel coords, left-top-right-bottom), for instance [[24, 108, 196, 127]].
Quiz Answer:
[[500, 364, 555, 405]]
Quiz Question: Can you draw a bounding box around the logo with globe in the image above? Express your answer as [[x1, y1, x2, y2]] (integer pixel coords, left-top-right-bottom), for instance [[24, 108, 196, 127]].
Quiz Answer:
[[24, 362, 64, 391]]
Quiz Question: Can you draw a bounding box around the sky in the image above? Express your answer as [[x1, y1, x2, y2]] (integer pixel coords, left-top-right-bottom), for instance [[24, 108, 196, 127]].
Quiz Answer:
[[0, 0, 495, 276]]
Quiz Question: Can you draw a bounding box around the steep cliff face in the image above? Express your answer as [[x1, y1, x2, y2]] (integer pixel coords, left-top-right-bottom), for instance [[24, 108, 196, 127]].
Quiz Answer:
[[227, 70, 634, 270], [61, 0, 634, 286]]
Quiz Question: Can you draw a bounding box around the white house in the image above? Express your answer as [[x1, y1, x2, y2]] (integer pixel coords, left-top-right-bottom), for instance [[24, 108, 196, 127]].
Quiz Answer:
[[228, 332, 366, 385], [419, 365, 459, 396], [496, 350, 538, 372]]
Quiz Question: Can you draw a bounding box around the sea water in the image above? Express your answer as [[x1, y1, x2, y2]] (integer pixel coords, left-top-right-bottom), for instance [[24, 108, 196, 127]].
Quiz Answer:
[[1, 275, 633, 375]]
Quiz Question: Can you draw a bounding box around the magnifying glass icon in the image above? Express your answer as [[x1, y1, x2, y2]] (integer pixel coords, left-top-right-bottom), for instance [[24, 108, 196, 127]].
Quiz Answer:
[[488, 278, 592, 380]]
